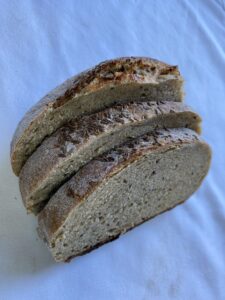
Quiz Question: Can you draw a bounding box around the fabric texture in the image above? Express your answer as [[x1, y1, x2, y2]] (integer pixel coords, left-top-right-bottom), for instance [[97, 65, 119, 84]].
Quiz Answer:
[[0, 0, 224, 299]]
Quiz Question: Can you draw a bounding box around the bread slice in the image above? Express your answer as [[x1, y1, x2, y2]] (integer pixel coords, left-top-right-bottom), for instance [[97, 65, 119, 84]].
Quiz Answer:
[[20, 101, 200, 214], [11, 57, 184, 175], [37, 128, 211, 262]]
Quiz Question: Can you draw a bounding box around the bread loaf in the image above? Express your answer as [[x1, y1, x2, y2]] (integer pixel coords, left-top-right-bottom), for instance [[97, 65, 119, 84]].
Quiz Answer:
[[19, 101, 200, 214], [11, 57, 183, 175], [38, 128, 211, 262], [10, 56, 211, 263]]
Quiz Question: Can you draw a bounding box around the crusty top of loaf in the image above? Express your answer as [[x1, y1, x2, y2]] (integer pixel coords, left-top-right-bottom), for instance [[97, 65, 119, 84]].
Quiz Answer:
[[11, 57, 180, 173], [38, 128, 203, 243]]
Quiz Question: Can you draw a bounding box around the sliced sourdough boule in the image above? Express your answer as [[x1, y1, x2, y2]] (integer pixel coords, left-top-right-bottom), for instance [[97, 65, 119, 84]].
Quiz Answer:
[[37, 128, 211, 262], [11, 56, 184, 175], [20, 101, 201, 214]]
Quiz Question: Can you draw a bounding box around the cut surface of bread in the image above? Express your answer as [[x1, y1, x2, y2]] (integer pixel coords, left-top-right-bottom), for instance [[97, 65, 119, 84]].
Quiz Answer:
[[11, 57, 184, 175], [38, 128, 211, 262], [20, 101, 201, 214]]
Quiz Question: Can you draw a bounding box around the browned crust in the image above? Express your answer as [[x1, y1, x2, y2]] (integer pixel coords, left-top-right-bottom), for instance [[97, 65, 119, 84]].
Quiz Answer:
[[51, 58, 179, 109], [11, 56, 182, 175], [19, 101, 201, 213], [37, 128, 203, 245]]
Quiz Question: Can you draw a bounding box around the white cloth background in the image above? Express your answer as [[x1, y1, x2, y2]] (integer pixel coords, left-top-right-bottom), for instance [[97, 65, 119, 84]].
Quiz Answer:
[[0, 1, 225, 299]]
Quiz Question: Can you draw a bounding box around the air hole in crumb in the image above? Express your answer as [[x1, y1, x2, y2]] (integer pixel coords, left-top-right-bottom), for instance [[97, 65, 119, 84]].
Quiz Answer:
[[63, 243, 68, 247], [151, 171, 156, 176], [123, 179, 127, 183], [175, 164, 178, 168], [156, 159, 160, 164], [127, 144, 134, 148], [110, 86, 114, 90], [142, 136, 149, 142], [141, 93, 146, 98], [162, 177, 165, 180]]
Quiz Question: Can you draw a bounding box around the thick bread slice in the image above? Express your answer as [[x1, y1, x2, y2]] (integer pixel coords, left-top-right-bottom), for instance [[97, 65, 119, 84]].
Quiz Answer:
[[38, 128, 211, 262], [20, 101, 201, 214], [11, 57, 183, 175]]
